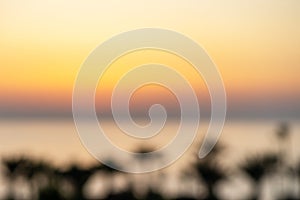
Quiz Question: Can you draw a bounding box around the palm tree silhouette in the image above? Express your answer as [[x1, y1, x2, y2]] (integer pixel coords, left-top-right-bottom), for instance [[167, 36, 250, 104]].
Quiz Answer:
[[2, 157, 60, 199], [92, 160, 124, 196], [2, 157, 26, 199], [190, 142, 227, 200], [240, 154, 278, 199], [26, 159, 64, 200], [132, 147, 164, 198], [194, 162, 225, 200], [59, 165, 94, 200]]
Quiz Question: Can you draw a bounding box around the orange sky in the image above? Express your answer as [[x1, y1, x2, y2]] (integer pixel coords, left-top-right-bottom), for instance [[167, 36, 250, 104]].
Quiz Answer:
[[0, 0, 299, 119]]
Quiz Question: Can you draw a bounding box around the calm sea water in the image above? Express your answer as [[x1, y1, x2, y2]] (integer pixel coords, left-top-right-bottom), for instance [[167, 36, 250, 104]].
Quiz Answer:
[[0, 118, 299, 168], [0, 119, 299, 199]]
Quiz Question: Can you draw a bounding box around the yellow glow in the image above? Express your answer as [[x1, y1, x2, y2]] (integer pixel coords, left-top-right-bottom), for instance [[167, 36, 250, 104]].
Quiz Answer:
[[0, 0, 299, 116]]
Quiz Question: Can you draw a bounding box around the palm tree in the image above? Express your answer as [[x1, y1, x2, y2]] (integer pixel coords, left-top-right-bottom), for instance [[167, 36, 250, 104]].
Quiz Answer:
[[90, 160, 122, 197], [16, 158, 45, 199], [240, 154, 278, 199], [59, 165, 94, 200], [106, 189, 137, 200], [132, 147, 163, 198], [275, 122, 293, 197], [144, 188, 164, 200], [297, 161, 300, 199], [298, 161, 300, 179], [2, 157, 26, 199], [2, 156, 64, 199], [38, 185, 63, 200], [32, 161, 66, 200], [276, 123, 289, 141], [194, 162, 226, 200], [190, 142, 227, 200]]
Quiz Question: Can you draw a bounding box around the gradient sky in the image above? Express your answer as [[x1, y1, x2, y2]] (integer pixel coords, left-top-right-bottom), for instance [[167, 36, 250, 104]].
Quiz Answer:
[[0, 0, 299, 119]]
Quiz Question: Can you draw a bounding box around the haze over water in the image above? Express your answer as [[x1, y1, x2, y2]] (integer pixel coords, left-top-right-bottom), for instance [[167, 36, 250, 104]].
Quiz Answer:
[[1, 118, 299, 169]]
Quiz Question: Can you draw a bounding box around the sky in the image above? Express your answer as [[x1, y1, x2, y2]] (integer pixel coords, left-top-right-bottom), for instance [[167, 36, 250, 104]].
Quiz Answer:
[[0, 0, 300, 120]]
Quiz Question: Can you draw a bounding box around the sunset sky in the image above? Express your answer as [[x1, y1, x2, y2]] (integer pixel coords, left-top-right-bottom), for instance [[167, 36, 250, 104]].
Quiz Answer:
[[0, 0, 299, 119]]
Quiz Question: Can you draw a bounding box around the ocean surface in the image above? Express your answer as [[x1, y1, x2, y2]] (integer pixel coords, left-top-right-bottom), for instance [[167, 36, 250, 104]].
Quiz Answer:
[[0, 119, 299, 166]]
